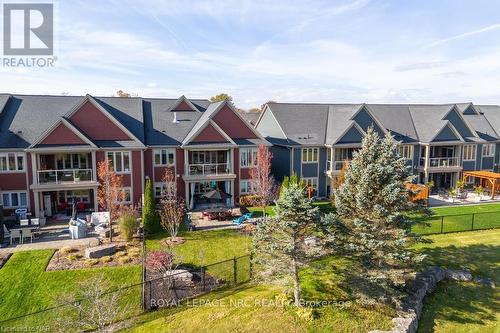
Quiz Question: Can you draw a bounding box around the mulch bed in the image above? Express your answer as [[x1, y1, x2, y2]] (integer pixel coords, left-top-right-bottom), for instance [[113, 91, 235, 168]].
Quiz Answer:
[[46, 242, 142, 271], [163, 237, 186, 246], [144, 269, 224, 310], [0, 253, 12, 269]]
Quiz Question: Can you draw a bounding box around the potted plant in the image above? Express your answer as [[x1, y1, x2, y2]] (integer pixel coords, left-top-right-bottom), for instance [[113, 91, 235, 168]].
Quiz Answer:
[[475, 186, 483, 202], [456, 180, 465, 195], [74, 170, 81, 182], [449, 188, 457, 203]]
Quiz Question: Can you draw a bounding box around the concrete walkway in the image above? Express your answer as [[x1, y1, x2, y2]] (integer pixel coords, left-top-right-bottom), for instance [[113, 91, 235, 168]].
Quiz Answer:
[[0, 236, 99, 254]]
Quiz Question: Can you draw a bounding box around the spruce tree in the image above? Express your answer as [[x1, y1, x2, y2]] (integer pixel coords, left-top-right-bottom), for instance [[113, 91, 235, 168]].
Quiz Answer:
[[332, 127, 424, 304], [253, 179, 323, 307], [143, 178, 160, 234]]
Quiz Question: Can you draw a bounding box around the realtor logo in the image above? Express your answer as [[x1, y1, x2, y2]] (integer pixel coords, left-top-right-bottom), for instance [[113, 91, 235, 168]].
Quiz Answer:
[[3, 3, 53, 55]]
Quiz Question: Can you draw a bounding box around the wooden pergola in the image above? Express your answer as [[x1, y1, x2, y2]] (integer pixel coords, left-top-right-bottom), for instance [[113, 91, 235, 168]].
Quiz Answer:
[[462, 170, 500, 199]]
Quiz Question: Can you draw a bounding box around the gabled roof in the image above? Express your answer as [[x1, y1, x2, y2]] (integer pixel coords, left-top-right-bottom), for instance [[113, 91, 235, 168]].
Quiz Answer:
[[30, 117, 97, 148], [168, 95, 201, 112]]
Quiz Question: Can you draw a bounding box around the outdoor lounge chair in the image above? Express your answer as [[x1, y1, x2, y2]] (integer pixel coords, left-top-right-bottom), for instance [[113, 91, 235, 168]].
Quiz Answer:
[[3, 225, 11, 241], [10, 229, 22, 245], [232, 216, 247, 225], [243, 212, 254, 219]]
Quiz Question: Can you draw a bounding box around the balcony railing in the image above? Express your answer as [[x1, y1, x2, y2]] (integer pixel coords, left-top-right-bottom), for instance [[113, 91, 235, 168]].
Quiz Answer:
[[37, 169, 93, 184], [419, 157, 460, 168], [187, 163, 231, 176]]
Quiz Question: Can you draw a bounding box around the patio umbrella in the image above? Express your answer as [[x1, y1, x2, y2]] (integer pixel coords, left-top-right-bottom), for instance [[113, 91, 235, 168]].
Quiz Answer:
[[200, 189, 232, 200]]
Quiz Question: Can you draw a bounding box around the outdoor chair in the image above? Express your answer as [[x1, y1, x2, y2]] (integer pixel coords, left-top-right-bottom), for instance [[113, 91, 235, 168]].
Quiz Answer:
[[3, 225, 11, 240], [22, 229, 34, 243], [243, 212, 254, 220], [20, 219, 29, 226], [10, 229, 22, 245], [232, 216, 247, 225]]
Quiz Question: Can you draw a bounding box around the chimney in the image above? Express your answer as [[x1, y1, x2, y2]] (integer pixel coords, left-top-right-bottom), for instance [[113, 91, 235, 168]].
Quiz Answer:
[[173, 111, 179, 123]]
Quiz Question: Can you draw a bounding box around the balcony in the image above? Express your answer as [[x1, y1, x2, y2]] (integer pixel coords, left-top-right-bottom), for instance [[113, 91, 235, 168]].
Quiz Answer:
[[419, 157, 460, 169], [37, 169, 94, 184], [187, 163, 231, 177]]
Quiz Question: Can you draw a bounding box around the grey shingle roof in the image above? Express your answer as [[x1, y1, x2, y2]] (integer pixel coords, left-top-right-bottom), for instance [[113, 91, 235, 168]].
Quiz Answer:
[[262, 102, 499, 146], [475, 105, 500, 139]]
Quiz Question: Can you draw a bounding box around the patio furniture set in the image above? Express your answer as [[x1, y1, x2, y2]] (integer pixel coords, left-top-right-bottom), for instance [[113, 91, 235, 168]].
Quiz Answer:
[[3, 218, 42, 245]]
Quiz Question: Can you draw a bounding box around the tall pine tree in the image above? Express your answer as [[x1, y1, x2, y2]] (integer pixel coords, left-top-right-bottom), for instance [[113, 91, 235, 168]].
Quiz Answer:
[[332, 127, 424, 305], [253, 178, 323, 307], [143, 178, 160, 234]]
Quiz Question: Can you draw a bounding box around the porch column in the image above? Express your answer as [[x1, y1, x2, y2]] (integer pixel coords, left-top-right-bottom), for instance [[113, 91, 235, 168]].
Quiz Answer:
[[230, 180, 235, 206], [93, 188, 98, 212], [91, 151, 97, 182], [424, 145, 430, 183], [31, 153, 37, 185], [330, 147, 335, 172], [33, 191, 40, 217], [184, 181, 189, 207]]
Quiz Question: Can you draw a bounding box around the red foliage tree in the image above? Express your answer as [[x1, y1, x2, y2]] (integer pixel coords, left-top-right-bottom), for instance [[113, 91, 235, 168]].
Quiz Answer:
[[249, 144, 278, 220], [97, 160, 123, 242], [159, 169, 186, 242]]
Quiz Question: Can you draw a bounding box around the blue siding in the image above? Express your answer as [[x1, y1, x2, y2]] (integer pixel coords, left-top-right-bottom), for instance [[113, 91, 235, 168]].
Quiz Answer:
[[476, 144, 482, 170], [413, 145, 421, 168], [337, 126, 364, 144], [318, 148, 327, 197], [496, 143, 500, 172], [352, 108, 385, 137], [269, 146, 290, 182], [482, 157, 494, 170], [302, 163, 318, 177], [433, 125, 460, 142], [443, 109, 474, 138], [292, 148, 301, 175], [463, 160, 476, 171]]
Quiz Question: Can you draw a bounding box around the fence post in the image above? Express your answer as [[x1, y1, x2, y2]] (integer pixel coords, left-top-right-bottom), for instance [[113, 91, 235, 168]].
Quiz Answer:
[[440, 216, 444, 234], [201, 266, 206, 291], [249, 253, 253, 279], [233, 256, 237, 285], [471, 213, 475, 231], [148, 280, 152, 310]]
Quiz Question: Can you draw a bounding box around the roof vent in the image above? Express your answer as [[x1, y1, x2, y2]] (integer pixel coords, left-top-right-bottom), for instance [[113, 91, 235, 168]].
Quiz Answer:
[[173, 112, 179, 123]]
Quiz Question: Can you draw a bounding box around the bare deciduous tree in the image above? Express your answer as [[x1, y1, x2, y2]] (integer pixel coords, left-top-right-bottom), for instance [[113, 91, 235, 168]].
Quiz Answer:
[[159, 169, 186, 242], [249, 144, 278, 220], [97, 161, 123, 242]]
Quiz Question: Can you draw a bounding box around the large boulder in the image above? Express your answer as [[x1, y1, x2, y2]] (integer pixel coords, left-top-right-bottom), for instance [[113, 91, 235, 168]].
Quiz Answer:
[[85, 244, 116, 259]]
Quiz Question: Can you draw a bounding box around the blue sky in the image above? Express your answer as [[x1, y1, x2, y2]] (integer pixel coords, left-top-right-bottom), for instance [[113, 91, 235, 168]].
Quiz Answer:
[[2, 0, 500, 108]]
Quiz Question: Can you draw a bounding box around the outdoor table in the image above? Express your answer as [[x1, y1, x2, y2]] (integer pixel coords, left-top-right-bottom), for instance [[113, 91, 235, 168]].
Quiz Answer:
[[9, 225, 41, 244]]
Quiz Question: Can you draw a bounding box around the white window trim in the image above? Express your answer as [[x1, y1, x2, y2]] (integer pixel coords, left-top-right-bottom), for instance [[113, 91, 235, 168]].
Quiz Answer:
[[240, 147, 257, 168], [0, 152, 25, 173], [118, 187, 132, 203], [398, 145, 413, 160], [1, 191, 28, 208], [106, 151, 131, 174], [463, 145, 477, 161], [482, 144, 495, 157], [239, 180, 255, 195], [302, 177, 318, 189], [301, 147, 319, 163], [153, 148, 176, 166], [154, 181, 176, 198]]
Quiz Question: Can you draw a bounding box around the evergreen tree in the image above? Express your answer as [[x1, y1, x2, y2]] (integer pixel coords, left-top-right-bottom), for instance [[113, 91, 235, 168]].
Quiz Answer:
[[253, 181, 323, 307], [143, 178, 160, 234], [332, 127, 424, 305]]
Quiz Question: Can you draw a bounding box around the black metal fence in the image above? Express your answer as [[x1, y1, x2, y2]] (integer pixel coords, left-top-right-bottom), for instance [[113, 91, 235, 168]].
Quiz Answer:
[[413, 211, 500, 235], [142, 254, 252, 311]]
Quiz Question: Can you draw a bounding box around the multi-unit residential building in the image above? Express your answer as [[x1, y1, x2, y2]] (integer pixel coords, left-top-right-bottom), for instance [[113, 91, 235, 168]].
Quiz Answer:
[[0, 94, 266, 217], [255, 102, 500, 198]]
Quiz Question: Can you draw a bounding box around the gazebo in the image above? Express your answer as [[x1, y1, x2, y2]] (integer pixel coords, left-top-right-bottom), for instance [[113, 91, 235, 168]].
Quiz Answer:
[[462, 171, 500, 199]]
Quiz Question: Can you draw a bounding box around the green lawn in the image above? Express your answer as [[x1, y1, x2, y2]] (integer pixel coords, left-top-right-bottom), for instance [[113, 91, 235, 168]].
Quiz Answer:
[[0, 250, 141, 330], [247, 200, 335, 218], [413, 230, 500, 333], [412, 203, 500, 234]]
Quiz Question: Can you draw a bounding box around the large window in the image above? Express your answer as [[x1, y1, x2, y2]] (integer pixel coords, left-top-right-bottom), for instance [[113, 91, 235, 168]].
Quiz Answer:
[[56, 153, 88, 169], [107, 151, 130, 173], [154, 181, 176, 198], [154, 149, 175, 166], [117, 187, 131, 203], [302, 148, 318, 163], [398, 145, 413, 160], [1, 192, 28, 208], [240, 180, 255, 195], [482, 144, 495, 157], [190, 151, 227, 164], [326, 148, 332, 170], [0, 153, 24, 172], [463, 145, 476, 161], [303, 177, 318, 189], [240, 148, 257, 168]]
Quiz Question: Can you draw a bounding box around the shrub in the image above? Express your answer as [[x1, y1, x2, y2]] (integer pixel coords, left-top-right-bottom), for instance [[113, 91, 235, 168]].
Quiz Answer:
[[239, 195, 260, 207], [84, 259, 99, 267], [143, 179, 161, 234], [118, 256, 131, 264], [119, 213, 138, 241], [128, 248, 141, 257], [295, 307, 314, 322], [100, 256, 113, 263], [115, 251, 127, 257], [68, 254, 81, 261], [60, 247, 75, 254]]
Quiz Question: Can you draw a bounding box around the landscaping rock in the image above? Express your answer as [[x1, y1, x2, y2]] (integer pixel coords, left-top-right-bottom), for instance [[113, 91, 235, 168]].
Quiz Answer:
[[166, 269, 193, 281], [85, 244, 116, 259], [368, 266, 494, 333]]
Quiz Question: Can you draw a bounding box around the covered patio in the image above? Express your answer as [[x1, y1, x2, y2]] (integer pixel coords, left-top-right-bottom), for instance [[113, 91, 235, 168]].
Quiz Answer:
[[462, 171, 500, 199]]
